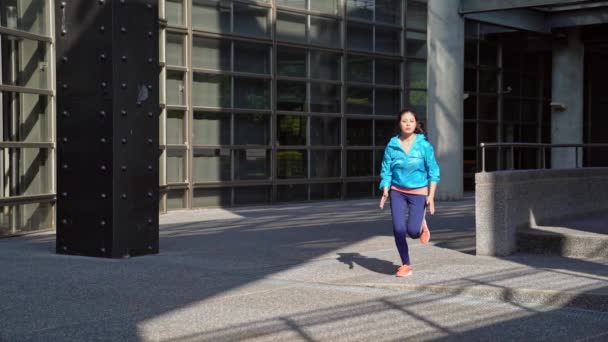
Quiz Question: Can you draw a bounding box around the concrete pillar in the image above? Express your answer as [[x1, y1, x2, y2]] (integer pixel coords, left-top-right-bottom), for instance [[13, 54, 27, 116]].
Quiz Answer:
[[427, 0, 464, 200], [551, 28, 584, 169]]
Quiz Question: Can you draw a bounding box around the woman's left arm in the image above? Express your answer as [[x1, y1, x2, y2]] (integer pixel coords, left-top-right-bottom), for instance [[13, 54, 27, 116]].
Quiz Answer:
[[424, 142, 440, 214]]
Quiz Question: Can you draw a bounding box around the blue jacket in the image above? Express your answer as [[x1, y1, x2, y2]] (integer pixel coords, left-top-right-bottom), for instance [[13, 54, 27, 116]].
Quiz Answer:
[[379, 134, 440, 190]]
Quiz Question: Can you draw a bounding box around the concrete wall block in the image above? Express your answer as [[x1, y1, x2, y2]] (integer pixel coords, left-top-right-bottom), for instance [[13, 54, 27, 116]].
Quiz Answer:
[[475, 168, 608, 256]]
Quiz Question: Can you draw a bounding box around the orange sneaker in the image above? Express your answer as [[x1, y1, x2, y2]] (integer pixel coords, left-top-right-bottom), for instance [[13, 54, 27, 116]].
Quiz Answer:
[[396, 264, 412, 277], [420, 220, 430, 244]]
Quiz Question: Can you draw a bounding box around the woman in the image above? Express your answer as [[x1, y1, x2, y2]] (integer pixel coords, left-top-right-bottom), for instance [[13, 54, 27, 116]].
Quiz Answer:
[[379, 109, 440, 277]]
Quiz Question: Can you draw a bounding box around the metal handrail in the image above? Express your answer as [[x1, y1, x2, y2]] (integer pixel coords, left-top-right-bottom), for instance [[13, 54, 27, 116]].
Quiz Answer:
[[479, 143, 608, 172]]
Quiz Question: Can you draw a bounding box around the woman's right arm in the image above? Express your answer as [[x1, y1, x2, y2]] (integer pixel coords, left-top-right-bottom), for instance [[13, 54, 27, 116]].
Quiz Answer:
[[379, 147, 393, 197]]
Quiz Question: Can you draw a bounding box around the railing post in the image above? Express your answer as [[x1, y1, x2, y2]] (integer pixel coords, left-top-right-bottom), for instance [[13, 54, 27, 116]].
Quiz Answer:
[[542, 146, 546, 169], [575, 146, 579, 168], [510, 146, 514, 170], [481, 143, 486, 172]]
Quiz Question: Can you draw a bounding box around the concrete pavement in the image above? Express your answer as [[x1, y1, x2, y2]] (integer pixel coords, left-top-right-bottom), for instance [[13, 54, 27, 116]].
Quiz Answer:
[[1, 195, 607, 341]]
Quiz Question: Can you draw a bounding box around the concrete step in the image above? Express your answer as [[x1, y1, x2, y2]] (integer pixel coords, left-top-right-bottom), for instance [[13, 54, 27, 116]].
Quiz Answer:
[[517, 225, 608, 259]]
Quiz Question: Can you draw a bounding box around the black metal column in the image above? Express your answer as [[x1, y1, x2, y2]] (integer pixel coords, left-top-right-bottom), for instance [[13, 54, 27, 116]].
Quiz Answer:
[[55, 0, 159, 258]]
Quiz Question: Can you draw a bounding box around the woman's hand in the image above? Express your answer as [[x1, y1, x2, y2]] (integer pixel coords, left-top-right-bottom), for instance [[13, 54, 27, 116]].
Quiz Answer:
[[426, 196, 435, 215], [379, 189, 389, 209]]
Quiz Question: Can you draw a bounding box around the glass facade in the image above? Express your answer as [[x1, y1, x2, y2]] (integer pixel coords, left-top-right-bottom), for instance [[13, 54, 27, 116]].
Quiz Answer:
[[158, 0, 429, 212], [463, 21, 551, 190], [0, 1, 54, 235]]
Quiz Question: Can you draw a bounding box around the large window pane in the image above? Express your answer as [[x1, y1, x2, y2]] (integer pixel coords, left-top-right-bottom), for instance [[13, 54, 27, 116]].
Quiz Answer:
[[346, 87, 372, 114], [166, 71, 185, 105], [166, 33, 185, 66], [311, 150, 340, 177], [166, 110, 185, 144], [376, 27, 400, 55], [407, 61, 427, 89], [167, 190, 186, 210], [408, 90, 427, 119], [235, 149, 270, 180], [0, 0, 49, 35], [407, 0, 427, 30], [277, 46, 306, 77], [277, 0, 306, 10], [166, 0, 185, 26], [277, 184, 307, 202], [375, 120, 396, 145], [193, 149, 231, 182], [192, 0, 230, 33], [192, 112, 230, 145], [310, 17, 339, 47], [311, 50, 340, 80], [310, 183, 341, 200], [234, 3, 270, 38], [347, 0, 373, 21], [277, 150, 307, 178], [311, 83, 340, 113], [166, 150, 186, 183], [347, 56, 372, 83], [193, 188, 231, 207], [1, 92, 50, 142], [234, 186, 270, 205], [0, 202, 52, 235], [277, 11, 306, 43], [311, 117, 340, 146], [1, 37, 49, 89], [479, 70, 498, 93], [192, 37, 230, 70], [277, 115, 306, 145], [0, 147, 50, 196], [277, 81, 306, 112], [347, 23, 373, 52], [234, 113, 270, 145], [311, 0, 339, 15], [192, 73, 230, 108], [234, 78, 270, 109], [406, 30, 427, 58], [375, 89, 400, 115], [346, 151, 373, 176], [376, 59, 400, 85], [235, 42, 270, 74], [347, 119, 373, 145], [377, 0, 401, 24], [478, 96, 498, 120]]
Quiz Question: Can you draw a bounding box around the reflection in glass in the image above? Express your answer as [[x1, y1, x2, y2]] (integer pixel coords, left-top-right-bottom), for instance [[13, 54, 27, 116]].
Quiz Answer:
[[166, 33, 185, 66], [192, 0, 230, 33], [375, 119, 396, 145], [0, 203, 52, 236], [406, 31, 427, 58], [234, 78, 270, 109], [167, 190, 185, 210], [311, 50, 340, 80], [192, 112, 230, 145], [346, 0, 373, 21], [235, 114, 270, 145], [311, 150, 340, 177], [311, 83, 340, 113], [346, 87, 372, 114], [347, 56, 372, 83], [277, 0, 306, 10], [347, 120, 373, 146], [376, 27, 400, 55], [310, 183, 341, 200], [376, 0, 401, 24], [407, 61, 427, 89], [277, 11, 306, 43], [166, 150, 185, 183], [1, 92, 49, 142], [234, 3, 270, 38], [1, 37, 48, 89], [166, 110, 185, 144], [376, 59, 400, 85], [235, 149, 270, 180], [235, 42, 270, 74], [407, 0, 427, 30], [277, 150, 307, 178], [347, 151, 373, 176], [0, 148, 50, 196], [277, 184, 307, 202], [193, 188, 231, 207], [311, 117, 340, 146], [408, 90, 427, 118], [0, 1, 49, 35], [192, 37, 230, 70], [192, 73, 230, 107], [166, 71, 185, 105], [277, 115, 306, 145], [277, 81, 306, 112], [375, 89, 400, 115], [310, 0, 339, 15], [310, 17, 339, 47], [166, 0, 185, 26], [193, 149, 231, 181], [277, 46, 306, 77], [347, 23, 373, 51]]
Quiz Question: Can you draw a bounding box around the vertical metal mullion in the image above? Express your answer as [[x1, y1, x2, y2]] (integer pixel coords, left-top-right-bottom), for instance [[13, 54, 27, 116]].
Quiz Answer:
[[0, 32, 4, 199], [340, 0, 347, 199], [186, 0, 193, 209], [270, 1, 277, 203], [306, 47, 311, 200]]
